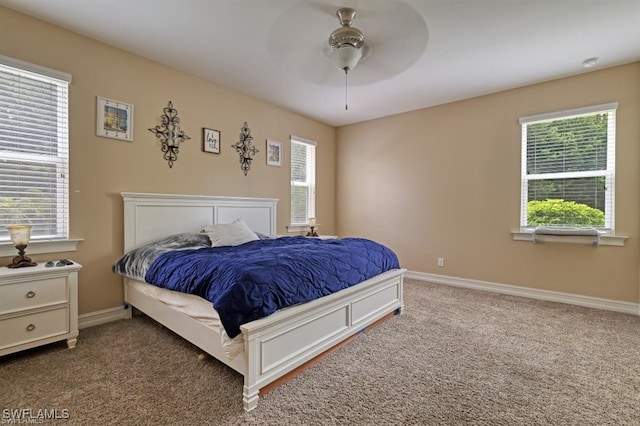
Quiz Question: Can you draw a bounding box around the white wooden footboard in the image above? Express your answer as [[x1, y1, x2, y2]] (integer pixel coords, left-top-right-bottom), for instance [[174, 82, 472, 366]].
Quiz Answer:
[[241, 268, 405, 411]]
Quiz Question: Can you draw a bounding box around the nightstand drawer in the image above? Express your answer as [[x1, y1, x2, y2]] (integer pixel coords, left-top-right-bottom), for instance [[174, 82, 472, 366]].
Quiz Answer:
[[0, 277, 68, 315], [0, 307, 69, 350]]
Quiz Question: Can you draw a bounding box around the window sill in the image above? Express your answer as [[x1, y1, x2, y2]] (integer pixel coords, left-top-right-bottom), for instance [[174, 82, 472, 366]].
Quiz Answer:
[[0, 238, 83, 257], [286, 224, 319, 233], [511, 231, 627, 247]]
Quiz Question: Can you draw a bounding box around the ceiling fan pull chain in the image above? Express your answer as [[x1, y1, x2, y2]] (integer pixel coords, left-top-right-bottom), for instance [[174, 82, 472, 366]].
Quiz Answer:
[[345, 68, 349, 111]]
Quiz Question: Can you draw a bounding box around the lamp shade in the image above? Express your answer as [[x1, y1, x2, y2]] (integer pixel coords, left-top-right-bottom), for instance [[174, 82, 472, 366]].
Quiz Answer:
[[330, 45, 363, 71], [7, 224, 32, 246]]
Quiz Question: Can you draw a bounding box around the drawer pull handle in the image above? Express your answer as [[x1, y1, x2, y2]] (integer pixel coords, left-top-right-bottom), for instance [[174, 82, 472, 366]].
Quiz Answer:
[[26, 291, 36, 299], [26, 324, 36, 332]]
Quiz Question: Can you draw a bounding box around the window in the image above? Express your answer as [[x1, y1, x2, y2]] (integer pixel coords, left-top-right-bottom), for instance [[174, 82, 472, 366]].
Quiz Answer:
[[0, 55, 71, 242], [290, 136, 316, 225], [519, 103, 617, 234]]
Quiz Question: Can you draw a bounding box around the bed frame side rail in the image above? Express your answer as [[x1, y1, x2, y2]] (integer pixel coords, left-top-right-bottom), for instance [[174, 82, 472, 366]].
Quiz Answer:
[[124, 280, 246, 373]]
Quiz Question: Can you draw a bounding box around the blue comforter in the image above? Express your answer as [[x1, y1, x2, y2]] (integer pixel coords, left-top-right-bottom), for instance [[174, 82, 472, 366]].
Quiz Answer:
[[145, 236, 400, 338]]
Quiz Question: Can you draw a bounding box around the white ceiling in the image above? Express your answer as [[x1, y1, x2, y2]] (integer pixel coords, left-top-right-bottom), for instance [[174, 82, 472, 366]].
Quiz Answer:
[[2, 0, 639, 127]]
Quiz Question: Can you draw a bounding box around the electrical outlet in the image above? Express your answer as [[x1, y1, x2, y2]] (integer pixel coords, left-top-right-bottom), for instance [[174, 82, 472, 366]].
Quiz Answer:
[[437, 257, 444, 267]]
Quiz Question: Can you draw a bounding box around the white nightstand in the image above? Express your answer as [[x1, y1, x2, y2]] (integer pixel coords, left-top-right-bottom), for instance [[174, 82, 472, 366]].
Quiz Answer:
[[0, 261, 82, 357]]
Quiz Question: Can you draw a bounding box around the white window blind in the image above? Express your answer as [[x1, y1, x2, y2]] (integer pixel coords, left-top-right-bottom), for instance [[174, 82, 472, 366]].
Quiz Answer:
[[290, 136, 316, 225], [519, 103, 617, 233], [0, 56, 71, 242]]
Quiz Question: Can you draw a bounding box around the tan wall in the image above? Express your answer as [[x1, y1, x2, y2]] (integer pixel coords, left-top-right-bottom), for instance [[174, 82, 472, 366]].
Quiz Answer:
[[0, 7, 336, 314], [2, 6, 637, 313], [337, 62, 640, 303]]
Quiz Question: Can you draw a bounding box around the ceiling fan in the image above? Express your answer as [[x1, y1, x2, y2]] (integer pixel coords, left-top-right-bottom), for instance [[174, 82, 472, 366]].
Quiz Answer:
[[266, 1, 429, 108], [326, 7, 367, 110]]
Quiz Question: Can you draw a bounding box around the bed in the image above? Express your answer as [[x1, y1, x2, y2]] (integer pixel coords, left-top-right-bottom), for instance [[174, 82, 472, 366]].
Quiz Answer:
[[117, 192, 406, 411]]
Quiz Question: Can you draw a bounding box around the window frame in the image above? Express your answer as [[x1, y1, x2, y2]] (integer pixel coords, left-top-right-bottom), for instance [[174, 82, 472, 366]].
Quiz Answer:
[[513, 102, 627, 246], [289, 135, 316, 228], [0, 54, 79, 254]]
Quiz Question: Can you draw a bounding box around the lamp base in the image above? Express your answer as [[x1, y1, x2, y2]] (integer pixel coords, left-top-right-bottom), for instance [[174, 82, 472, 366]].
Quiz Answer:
[[306, 226, 319, 237], [7, 255, 37, 268]]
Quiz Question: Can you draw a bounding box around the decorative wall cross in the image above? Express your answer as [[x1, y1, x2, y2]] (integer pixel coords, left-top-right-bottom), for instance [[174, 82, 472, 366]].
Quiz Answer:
[[232, 121, 259, 176], [149, 101, 190, 168]]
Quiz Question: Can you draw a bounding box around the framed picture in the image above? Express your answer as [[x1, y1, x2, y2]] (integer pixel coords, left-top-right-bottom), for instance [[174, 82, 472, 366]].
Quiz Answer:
[[203, 128, 221, 154], [266, 139, 282, 167], [96, 97, 134, 141]]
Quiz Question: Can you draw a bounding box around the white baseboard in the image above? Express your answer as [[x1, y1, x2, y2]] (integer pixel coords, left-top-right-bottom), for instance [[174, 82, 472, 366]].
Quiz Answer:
[[77, 273, 639, 329], [406, 271, 640, 316], [78, 306, 128, 329]]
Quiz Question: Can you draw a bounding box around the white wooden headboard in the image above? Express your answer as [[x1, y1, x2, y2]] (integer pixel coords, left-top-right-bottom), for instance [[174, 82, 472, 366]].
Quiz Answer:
[[121, 192, 278, 251]]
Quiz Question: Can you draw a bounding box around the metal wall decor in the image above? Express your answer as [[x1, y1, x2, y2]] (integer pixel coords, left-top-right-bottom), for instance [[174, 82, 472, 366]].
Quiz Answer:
[[148, 101, 190, 168], [232, 121, 259, 176]]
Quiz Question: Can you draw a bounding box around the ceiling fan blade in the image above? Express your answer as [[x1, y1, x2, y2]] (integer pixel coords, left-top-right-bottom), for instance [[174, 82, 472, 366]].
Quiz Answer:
[[297, 49, 344, 85], [352, 56, 398, 84], [307, 0, 368, 18], [359, 9, 429, 78], [306, 1, 341, 18], [268, 33, 342, 85]]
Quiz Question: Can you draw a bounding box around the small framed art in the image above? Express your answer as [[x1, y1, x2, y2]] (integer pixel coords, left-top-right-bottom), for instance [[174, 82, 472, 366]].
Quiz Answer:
[[266, 140, 282, 167], [203, 128, 221, 154], [96, 97, 134, 141]]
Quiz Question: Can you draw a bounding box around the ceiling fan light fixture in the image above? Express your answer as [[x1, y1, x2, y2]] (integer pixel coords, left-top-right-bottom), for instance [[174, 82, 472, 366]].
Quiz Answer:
[[330, 44, 363, 72]]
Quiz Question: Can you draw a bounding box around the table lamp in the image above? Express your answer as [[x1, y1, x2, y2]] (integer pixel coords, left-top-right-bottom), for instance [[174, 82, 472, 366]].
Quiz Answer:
[[306, 217, 319, 237], [7, 224, 37, 268]]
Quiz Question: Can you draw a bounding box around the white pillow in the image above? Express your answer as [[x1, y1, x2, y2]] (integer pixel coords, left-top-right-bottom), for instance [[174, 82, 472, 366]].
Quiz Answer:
[[201, 219, 259, 247]]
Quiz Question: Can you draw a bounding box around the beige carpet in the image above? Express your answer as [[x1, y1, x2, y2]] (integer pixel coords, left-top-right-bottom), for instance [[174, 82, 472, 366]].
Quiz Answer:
[[2, 279, 639, 425]]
